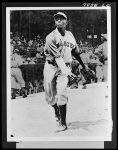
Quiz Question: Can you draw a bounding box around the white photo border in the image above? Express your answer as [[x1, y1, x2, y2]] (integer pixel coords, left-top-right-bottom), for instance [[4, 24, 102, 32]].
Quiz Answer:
[[6, 6, 112, 142]]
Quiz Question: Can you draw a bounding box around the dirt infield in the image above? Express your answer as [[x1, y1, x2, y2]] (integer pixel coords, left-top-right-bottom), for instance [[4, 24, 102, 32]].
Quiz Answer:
[[9, 82, 112, 141]]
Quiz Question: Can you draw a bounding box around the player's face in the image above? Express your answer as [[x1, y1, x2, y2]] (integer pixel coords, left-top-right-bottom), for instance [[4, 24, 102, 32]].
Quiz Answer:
[[55, 15, 67, 29]]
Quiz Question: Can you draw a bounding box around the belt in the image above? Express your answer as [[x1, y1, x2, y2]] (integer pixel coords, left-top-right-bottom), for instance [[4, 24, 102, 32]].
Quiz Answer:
[[47, 59, 71, 67], [47, 59, 56, 65], [65, 62, 71, 67]]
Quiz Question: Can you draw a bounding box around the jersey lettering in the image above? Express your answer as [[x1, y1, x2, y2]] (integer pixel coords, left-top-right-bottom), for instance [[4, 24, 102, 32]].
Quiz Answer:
[[44, 29, 77, 62], [66, 42, 69, 47], [70, 43, 75, 49], [61, 41, 75, 49]]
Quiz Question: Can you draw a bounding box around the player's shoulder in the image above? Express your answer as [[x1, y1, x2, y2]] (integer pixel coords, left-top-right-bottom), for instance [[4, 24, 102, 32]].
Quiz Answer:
[[46, 29, 56, 41], [66, 30, 75, 38]]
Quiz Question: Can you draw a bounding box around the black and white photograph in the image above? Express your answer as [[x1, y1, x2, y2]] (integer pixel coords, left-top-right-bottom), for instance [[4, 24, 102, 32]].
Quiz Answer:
[[6, 5, 112, 145]]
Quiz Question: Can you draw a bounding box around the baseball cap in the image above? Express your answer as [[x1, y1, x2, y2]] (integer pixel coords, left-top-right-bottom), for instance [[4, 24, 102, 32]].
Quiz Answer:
[[54, 12, 67, 20]]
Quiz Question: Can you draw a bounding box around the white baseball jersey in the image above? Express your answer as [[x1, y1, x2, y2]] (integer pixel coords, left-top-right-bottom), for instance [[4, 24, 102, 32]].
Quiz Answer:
[[44, 28, 79, 63]]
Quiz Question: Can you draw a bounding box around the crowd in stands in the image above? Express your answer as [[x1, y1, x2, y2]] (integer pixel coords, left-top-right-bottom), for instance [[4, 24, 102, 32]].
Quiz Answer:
[[10, 32, 46, 98], [10, 32, 45, 65], [10, 32, 108, 97]]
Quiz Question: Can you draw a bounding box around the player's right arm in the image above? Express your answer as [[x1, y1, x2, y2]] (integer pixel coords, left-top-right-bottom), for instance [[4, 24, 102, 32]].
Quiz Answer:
[[44, 33, 70, 76], [44, 33, 61, 59]]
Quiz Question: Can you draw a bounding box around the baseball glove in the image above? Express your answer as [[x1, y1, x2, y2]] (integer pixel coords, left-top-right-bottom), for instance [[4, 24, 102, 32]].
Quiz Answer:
[[68, 73, 79, 87], [80, 68, 95, 81]]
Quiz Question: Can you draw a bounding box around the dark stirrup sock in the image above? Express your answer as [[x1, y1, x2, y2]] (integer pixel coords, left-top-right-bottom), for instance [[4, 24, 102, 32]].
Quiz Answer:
[[52, 103, 60, 121], [58, 104, 67, 126]]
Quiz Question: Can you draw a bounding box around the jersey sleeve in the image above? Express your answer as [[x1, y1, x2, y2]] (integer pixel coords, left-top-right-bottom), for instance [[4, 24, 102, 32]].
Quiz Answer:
[[44, 34, 61, 58]]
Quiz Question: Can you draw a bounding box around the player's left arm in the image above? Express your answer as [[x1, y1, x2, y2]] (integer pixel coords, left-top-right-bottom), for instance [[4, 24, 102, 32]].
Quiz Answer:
[[71, 45, 86, 69]]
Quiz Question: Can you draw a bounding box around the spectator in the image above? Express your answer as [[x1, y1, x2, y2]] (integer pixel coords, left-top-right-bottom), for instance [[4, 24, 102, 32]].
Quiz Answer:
[[11, 51, 27, 99], [90, 55, 103, 82], [101, 35, 108, 81], [28, 40, 33, 46], [10, 41, 14, 56], [94, 34, 108, 81], [69, 59, 81, 89]]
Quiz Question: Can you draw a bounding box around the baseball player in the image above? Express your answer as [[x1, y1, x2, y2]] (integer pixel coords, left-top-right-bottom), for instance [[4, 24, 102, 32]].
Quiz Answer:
[[44, 12, 88, 132]]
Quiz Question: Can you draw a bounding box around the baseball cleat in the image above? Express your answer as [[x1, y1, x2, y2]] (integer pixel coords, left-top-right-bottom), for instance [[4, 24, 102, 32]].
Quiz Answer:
[[55, 124, 67, 132]]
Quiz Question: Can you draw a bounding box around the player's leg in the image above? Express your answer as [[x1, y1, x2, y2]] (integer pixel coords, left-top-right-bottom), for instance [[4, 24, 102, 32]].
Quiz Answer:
[[55, 74, 68, 132], [52, 103, 60, 123], [43, 62, 58, 105], [50, 76, 60, 123], [43, 62, 60, 124]]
